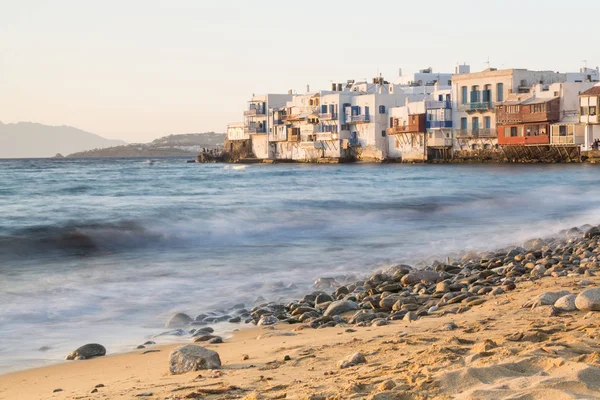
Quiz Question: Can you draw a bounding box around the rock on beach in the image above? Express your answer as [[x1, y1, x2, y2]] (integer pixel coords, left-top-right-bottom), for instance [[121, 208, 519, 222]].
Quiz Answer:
[[323, 300, 359, 317], [169, 345, 221, 374], [166, 313, 193, 328], [576, 288, 600, 311], [65, 344, 106, 360]]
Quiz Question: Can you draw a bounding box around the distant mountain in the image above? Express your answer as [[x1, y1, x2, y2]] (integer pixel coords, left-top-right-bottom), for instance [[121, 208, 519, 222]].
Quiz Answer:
[[0, 122, 126, 159], [67, 132, 225, 158]]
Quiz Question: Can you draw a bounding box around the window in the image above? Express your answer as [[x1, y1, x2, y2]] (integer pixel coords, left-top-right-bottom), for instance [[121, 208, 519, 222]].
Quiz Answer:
[[531, 104, 547, 113], [379, 105, 386, 114], [590, 106, 597, 116], [484, 116, 491, 129], [581, 106, 588, 116], [559, 125, 567, 136], [497, 83, 504, 102], [381, 130, 386, 137], [510, 127, 518, 137], [483, 84, 492, 103], [461, 86, 468, 104], [341, 124, 350, 131], [460, 117, 467, 130], [470, 85, 480, 103], [472, 117, 479, 130]]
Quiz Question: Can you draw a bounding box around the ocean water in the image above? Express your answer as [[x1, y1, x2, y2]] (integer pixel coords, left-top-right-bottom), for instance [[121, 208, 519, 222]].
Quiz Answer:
[[1, 158, 600, 373]]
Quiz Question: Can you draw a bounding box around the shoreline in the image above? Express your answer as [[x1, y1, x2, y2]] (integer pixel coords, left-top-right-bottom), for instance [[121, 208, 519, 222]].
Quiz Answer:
[[3, 224, 600, 398]]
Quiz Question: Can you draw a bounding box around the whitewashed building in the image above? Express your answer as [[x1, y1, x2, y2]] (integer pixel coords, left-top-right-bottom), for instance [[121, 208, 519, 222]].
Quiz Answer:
[[244, 94, 292, 159], [452, 66, 568, 151], [386, 85, 453, 161], [579, 84, 600, 149]]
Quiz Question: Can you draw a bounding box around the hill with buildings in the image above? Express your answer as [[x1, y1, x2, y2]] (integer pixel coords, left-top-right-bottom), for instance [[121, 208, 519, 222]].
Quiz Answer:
[[67, 132, 225, 158], [0, 122, 126, 158]]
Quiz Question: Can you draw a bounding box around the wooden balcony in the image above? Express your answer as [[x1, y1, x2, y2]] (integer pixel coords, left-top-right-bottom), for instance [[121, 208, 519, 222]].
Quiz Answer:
[[496, 98, 560, 124]]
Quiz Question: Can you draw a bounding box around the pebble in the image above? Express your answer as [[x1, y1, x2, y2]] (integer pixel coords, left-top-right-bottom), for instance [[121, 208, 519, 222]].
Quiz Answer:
[[338, 352, 367, 369]]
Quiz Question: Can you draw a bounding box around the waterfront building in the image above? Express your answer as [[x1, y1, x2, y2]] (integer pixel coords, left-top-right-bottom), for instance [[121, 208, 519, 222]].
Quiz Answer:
[[579, 84, 600, 149], [386, 84, 452, 161], [244, 94, 293, 159], [452, 66, 567, 151], [225, 122, 249, 154]]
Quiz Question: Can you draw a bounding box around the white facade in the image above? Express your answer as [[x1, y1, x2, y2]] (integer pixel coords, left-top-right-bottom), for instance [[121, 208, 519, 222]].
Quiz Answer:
[[579, 84, 600, 150], [245, 93, 293, 136], [387, 100, 426, 161], [226, 122, 247, 141]]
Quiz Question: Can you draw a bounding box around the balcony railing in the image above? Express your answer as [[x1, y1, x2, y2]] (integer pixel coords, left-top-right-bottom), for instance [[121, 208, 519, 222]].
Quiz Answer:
[[454, 128, 497, 138], [551, 135, 575, 145], [425, 100, 452, 109], [272, 119, 284, 125], [244, 109, 265, 116], [319, 113, 338, 120], [346, 114, 370, 123], [288, 133, 300, 142], [458, 102, 494, 112], [316, 133, 338, 141], [387, 125, 424, 135], [426, 120, 452, 129], [427, 137, 453, 147], [245, 127, 266, 134]]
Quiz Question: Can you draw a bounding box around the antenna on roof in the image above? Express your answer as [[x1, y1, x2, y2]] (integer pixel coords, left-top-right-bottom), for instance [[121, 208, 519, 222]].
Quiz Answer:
[[484, 56, 491, 69], [582, 60, 588, 69]]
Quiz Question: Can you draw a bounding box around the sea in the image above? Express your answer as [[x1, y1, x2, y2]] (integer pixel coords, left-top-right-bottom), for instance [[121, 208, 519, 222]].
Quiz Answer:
[[1, 158, 600, 373]]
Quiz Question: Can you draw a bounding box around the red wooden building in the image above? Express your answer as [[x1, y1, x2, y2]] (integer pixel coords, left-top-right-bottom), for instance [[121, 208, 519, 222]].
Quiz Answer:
[[496, 97, 560, 145]]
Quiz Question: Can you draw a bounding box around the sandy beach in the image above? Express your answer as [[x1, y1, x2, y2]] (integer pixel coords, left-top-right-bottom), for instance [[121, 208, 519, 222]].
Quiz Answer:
[[3, 270, 600, 400]]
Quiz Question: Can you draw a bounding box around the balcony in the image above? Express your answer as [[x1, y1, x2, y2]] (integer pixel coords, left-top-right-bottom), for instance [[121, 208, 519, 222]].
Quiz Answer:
[[316, 133, 339, 141], [244, 109, 265, 117], [288, 133, 300, 142], [551, 135, 575, 145], [346, 114, 370, 124], [428, 137, 453, 147], [458, 102, 494, 112], [245, 127, 266, 134], [387, 125, 425, 135], [272, 119, 284, 125], [319, 113, 338, 120], [426, 120, 452, 129], [454, 129, 497, 138], [425, 100, 452, 109]]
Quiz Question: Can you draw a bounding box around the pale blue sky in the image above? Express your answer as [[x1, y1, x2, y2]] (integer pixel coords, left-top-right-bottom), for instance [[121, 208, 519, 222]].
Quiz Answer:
[[1, 0, 598, 142]]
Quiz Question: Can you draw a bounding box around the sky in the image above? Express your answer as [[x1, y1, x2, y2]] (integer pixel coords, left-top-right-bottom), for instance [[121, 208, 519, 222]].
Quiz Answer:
[[1, 0, 599, 143]]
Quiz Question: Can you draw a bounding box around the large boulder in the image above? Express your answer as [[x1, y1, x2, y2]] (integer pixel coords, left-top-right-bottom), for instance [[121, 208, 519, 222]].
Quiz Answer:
[[65, 344, 106, 360], [554, 294, 577, 311], [323, 300, 359, 317], [576, 288, 600, 311], [523, 291, 570, 308], [400, 270, 442, 286], [166, 313, 193, 328], [169, 345, 221, 374]]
